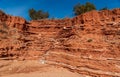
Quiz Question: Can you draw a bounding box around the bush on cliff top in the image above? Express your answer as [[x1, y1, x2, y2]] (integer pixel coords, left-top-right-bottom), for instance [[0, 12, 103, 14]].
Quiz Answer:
[[0, 10, 5, 15], [73, 2, 96, 15], [100, 7, 108, 11], [29, 8, 49, 20]]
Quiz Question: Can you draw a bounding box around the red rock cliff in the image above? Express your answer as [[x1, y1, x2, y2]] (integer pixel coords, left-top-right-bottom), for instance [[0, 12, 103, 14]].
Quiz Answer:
[[0, 8, 120, 77], [0, 11, 27, 31]]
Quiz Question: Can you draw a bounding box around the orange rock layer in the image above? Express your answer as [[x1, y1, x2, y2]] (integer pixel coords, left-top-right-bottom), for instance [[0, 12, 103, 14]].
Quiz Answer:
[[0, 8, 120, 77]]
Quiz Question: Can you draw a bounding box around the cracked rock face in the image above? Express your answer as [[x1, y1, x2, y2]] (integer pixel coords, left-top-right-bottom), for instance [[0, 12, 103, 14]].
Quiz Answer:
[[0, 9, 120, 77]]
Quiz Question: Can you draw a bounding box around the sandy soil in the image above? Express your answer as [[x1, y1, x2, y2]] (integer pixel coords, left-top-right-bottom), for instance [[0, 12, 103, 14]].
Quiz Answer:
[[2, 68, 83, 77], [0, 60, 86, 77]]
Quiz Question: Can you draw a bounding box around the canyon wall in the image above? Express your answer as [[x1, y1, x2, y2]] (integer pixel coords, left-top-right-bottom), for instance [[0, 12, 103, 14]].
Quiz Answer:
[[0, 8, 120, 77]]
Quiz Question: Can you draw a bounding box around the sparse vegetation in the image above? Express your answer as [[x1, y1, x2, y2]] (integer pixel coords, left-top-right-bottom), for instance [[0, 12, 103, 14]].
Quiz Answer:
[[73, 2, 96, 15], [100, 7, 108, 11], [0, 10, 5, 15], [0, 22, 9, 39], [87, 39, 93, 42], [29, 8, 49, 20]]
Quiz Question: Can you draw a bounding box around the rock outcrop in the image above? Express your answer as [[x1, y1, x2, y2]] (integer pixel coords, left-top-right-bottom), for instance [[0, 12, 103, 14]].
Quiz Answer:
[[0, 11, 27, 31], [0, 8, 120, 77]]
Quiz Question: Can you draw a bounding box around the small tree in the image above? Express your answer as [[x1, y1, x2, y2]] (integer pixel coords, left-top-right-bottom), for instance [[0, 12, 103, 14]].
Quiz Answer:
[[0, 22, 9, 39], [73, 2, 96, 15], [85, 2, 96, 12], [0, 10, 5, 15], [29, 8, 49, 20], [100, 7, 108, 11]]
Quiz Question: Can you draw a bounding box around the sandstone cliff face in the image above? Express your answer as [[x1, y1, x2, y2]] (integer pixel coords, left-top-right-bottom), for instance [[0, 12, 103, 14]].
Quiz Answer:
[[0, 8, 120, 31], [72, 8, 120, 25], [0, 9, 120, 77], [27, 8, 120, 34], [0, 11, 27, 31]]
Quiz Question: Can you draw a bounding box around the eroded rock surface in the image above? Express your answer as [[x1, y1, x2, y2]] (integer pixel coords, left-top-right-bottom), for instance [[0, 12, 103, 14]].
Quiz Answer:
[[0, 9, 120, 77]]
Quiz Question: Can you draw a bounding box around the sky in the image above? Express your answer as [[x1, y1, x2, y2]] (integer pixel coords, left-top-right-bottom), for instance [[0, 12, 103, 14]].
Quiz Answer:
[[0, 0, 120, 20]]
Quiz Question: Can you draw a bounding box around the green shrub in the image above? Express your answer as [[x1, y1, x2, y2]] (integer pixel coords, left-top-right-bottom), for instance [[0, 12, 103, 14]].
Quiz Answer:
[[73, 2, 96, 15], [29, 8, 49, 20], [87, 39, 93, 42]]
